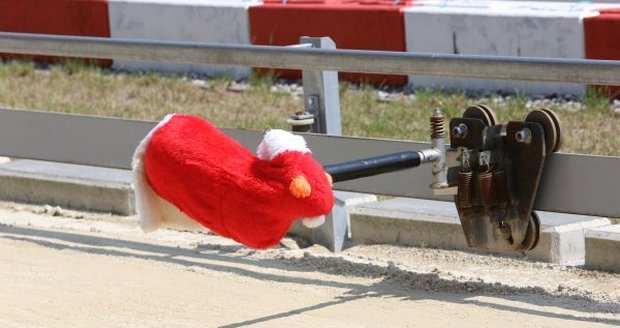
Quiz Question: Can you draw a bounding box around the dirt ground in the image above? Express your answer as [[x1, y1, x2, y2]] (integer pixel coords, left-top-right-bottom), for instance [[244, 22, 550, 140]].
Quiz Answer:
[[1, 203, 619, 328]]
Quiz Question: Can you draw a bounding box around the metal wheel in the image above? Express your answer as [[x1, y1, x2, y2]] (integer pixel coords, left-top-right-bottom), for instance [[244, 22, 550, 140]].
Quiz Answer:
[[520, 211, 541, 251], [539, 108, 562, 153], [525, 109, 559, 155], [463, 105, 497, 127], [476, 104, 498, 126]]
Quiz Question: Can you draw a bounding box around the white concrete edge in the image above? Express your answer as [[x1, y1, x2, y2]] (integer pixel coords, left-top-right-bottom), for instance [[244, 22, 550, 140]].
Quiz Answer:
[[585, 225, 620, 241], [349, 204, 459, 225], [0, 169, 132, 190], [542, 218, 611, 233], [334, 191, 378, 207], [350, 198, 611, 230]]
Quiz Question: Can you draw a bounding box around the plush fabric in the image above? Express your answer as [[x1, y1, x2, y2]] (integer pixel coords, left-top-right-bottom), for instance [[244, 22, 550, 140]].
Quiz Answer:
[[132, 114, 334, 249]]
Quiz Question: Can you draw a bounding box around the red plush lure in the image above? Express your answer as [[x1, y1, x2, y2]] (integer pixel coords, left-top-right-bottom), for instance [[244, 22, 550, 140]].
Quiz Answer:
[[132, 114, 335, 249]]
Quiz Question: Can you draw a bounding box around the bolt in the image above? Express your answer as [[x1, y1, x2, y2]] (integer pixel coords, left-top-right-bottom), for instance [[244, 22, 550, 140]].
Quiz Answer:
[[495, 222, 512, 241], [452, 124, 468, 139], [515, 128, 532, 144], [479, 151, 491, 167]]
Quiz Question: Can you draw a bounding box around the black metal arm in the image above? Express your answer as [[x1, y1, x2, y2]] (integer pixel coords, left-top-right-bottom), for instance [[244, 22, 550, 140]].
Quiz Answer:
[[324, 151, 423, 183]]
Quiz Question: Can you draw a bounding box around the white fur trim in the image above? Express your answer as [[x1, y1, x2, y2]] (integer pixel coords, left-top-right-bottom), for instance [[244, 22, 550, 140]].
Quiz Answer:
[[301, 215, 326, 229], [256, 129, 310, 160], [155, 195, 205, 231], [131, 114, 175, 232]]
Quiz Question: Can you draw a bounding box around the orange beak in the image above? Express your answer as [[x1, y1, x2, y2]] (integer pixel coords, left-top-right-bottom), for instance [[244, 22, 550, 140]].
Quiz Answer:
[[290, 176, 311, 198]]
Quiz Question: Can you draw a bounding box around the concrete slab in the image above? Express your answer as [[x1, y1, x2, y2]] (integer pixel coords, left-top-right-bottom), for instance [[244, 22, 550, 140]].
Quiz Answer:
[[350, 198, 610, 265], [404, 0, 618, 95], [0, 160, 134, 215], [585, 225, 620, 272], [108, 0, 255, 79]]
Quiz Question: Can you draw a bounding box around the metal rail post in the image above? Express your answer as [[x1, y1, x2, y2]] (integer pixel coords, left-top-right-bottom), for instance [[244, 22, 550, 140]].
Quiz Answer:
[[296, 37, 353, 252], [300, 36, 342, 135]]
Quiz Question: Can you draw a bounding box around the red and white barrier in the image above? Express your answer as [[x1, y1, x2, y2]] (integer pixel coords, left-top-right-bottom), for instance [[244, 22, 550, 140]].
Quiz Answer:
[[2, 0, 620, 95], [584, 8, 620, 97], [404, 0, 617, 95], [248, 0, 411, 85], [0, 0, 111, 66]]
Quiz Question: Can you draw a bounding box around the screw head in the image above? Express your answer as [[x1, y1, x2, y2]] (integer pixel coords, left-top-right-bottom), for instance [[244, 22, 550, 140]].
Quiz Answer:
[[515, 128, 532, 144], [452, 124, 468, 139]]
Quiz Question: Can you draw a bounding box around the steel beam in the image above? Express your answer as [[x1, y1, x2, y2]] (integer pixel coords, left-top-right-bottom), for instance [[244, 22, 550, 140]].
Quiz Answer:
[[2, 32, 620, 85], [0, 108, 618, 218]]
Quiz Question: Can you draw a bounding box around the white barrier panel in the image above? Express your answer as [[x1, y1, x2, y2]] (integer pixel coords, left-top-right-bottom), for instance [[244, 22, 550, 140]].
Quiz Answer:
[[503, 0, 620, 3], [404, 1, 614, 95], [108, 0, 257, 78]]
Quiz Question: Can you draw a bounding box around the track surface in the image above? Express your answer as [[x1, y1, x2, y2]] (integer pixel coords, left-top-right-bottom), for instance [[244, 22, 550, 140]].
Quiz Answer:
[[0, 205, 619, 328]]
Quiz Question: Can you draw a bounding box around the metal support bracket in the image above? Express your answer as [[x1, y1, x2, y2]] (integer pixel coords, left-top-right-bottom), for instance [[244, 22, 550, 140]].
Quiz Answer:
[[448, 106, 562, 253], [300, 36, 342, 135], [289, 191, 377, 252], [290, 36, 345, 250]]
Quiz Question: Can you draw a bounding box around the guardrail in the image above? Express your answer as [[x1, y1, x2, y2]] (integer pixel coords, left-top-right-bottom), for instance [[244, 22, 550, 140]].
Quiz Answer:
[[3, 32, 620, 85], [0, 32, 618, 222]]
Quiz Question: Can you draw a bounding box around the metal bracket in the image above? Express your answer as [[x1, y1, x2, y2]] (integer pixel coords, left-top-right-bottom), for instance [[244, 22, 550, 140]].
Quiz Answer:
[[289, 37, 346, 251], [299, 36, 342, 135], [448, 106, 562, 253], [305, 94, 320, 119]]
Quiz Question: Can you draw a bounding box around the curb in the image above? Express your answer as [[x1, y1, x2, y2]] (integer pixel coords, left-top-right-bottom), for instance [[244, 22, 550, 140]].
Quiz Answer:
[[350, 198, 610, 265], [585, 225, 620, 272], [0, 159, 612, 266], [0, 160, 134, 215]]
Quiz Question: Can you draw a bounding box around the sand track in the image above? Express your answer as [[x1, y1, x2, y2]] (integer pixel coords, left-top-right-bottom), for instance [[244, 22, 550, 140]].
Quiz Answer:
[[0, 204, 619, 327]]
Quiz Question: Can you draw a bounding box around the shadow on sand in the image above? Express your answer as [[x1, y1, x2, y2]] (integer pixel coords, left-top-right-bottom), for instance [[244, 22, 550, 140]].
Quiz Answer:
[[1, 224, 618, 327]]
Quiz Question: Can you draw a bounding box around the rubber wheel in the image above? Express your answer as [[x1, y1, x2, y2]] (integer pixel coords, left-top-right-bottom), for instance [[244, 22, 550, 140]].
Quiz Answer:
[[463, 105, 496, 127], [539, 108, 562, 153], [520, 212, 541, 251], [476, 104, 498, 126], [525, 109, 559, 155]]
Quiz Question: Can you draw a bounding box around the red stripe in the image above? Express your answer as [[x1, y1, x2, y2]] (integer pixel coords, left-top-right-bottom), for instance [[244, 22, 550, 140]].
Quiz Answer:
[[0, 0, 111, 66], [584, 10, 620, 97], [249, 1, 410, 85]]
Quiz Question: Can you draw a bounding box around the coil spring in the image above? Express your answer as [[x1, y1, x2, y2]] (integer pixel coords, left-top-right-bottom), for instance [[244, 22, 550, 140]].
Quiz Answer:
[[471, 173, 483, 206], [430, 109, 445, 139], [457, 171, 473, 208], [479, 171, 497, 207], [493, 170, 509, 205]]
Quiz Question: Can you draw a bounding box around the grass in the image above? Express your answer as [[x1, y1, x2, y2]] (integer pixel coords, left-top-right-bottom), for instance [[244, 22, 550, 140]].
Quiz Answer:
[[0, 60, 619, 156]]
